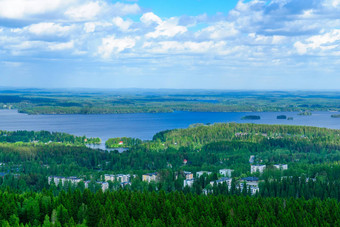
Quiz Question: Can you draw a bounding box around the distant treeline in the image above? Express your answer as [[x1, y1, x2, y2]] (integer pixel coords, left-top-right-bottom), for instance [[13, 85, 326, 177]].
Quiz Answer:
[[0, 130, 100, 145], [1, 90, 340, 114]]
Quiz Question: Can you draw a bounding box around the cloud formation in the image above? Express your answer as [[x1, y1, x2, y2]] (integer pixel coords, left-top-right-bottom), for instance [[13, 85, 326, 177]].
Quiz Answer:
[[0, 0, 340, 89]]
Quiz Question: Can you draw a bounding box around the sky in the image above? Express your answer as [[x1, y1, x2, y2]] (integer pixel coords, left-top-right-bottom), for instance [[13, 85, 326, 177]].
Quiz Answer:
[[0, 0, 340, 90]]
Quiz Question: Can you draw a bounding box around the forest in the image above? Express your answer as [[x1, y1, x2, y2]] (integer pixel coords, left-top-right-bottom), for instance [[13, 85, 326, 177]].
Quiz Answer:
[[0, 123, 340, 225], [1, 89, 340, 114], [0, 130, 100, 145], [1, 189, 340, 226]]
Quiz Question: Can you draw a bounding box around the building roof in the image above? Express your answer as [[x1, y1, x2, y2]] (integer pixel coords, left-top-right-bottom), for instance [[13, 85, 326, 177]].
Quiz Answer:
[[242, 177, 259, 182], [68, 176, 80, 180], [215, 177, 231, 183], [144, 173, 157, 176]]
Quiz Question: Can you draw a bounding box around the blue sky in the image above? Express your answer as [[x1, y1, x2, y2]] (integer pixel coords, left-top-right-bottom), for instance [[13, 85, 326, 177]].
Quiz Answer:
[[137, 0, 239, 17], [0, 0, 340, 90]]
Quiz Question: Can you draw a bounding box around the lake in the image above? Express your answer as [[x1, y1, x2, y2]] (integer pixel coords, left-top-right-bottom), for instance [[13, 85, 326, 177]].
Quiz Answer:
[[0, 109, 339, 149]]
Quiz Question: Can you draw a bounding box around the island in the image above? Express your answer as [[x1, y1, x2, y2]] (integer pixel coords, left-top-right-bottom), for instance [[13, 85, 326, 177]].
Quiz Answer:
[[331, 114, 340, 118], [287, 117, 294, 120], [241, 115, 261, 120], [277, 115, 287, 119], [298, 111, 312, 116]]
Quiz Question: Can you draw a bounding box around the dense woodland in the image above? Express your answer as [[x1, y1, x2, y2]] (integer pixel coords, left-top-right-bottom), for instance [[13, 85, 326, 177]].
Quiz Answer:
[[0, 131, 100, 145], [1, 190, 340, 226], [0, 123, 340, 225]]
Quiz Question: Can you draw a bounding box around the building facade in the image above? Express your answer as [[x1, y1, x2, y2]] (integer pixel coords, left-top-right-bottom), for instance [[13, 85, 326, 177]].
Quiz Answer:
[[219, 169, 234, 177], [250, 165, 266, 174], [142, 173, 158, 183]]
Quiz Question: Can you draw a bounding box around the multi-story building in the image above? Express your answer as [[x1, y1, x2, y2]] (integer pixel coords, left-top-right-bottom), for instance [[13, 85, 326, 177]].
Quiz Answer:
[[84, 181, 91, 189], [241, 177, 259, 187], [104, 174, 115, 182], [219, 169, 234, 177], [196, 171, 212, 178], [67, 176, 82, 185], [105, 174, 131, 182], [142, 173, 158, 183], [273, 164, 288, 170], [250, 186, 259, 195], [120, 182, 131, 187], [238, 183, 259, 195], [48, 176, 83, 186], [184, 171, 194, 180], [250, 165, 266, 174], [184, 178, 195, 187], [210, 177, 232, 187], [116, 174, 130, 183], [99, 182, 109, 191]]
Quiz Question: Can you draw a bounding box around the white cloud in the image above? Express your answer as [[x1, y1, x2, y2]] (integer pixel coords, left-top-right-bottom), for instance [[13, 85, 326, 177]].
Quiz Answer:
[[1, 0, 340, 79], [111, 2, 141, 16], [141, 12, 162, 25], [97, 36, 136, 58], [65, 1, 102, 21], [323, 0, 340, 7], [112, 17, 133, 32], [83, 21, 112, 33], [84, 22, 96, 33], [294, 41, 308, 55], [48, 41, 74, 51], [1, 61, 22, 67], [26, 23, 74, 36], [142, 14, 187, 39], [0, 0, 75, 19], [144, 41, 229, 55], [0, 0, 141, 22], [195, 22, 239, 40], [10, 40, 44, 50], [294, 29, 340, 55]]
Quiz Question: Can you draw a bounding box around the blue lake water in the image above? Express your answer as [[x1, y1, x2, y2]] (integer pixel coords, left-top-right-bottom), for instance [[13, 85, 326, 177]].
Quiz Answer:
[[0, 110, 339, 149]]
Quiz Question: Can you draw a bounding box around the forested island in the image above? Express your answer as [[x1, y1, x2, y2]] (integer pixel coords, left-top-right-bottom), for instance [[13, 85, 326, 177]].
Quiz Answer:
[[331, 114, 340, 118], [277, 115, 287, 119], [241, 115, 261, 120], [298, 111, 312, 116], [1, 89, 340, 115], [1, 123, 340, 225]]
